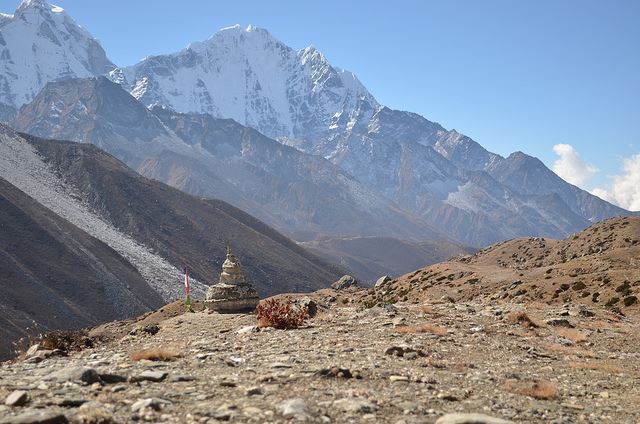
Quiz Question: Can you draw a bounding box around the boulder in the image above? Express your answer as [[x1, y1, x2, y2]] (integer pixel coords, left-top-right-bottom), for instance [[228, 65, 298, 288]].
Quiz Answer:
[[331, 275, 359, 290], [42, 367, 100, 385], [374, 275, 391, 288]]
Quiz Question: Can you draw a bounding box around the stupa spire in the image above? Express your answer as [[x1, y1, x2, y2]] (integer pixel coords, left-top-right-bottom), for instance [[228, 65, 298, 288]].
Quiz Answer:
[[204, 243, 259, 313]]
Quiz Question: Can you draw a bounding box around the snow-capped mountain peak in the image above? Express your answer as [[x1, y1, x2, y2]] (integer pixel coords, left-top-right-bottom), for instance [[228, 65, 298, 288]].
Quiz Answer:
[[0, 0, 115, 120], [118, 25, 379, 141]]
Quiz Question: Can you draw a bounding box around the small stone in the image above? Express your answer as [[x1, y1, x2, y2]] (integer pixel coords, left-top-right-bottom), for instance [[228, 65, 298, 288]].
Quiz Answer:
[[599, 391, 609, 399], [134, 370, 168, 382], [56, 399, 87, 408], [278, 398, 307, 417], [437, 393, 459, 402], [142, 324, 160, 335], [440, 295, 455, 304], [296, 297, 318, 317], [392, 317, 406, 326], [404, 351, 418, 360], [236, 325, 258, 334], [225, 357, 245, 367], [131, 398, 171, 412], [390, 375, 409, 382], [245, 386, 263, 396], [269, 362, 292, 369], [333, 398, 376, 413], [5, 390, 29, 407], [546, 319, 574, 328], [0, 410, 68, 424], [42, 366, 100, 385], [385, 346, 424, 358], [315, 367, 356, 379], [72, 402, 112, 424], [219, 380, 237, 387], [211, 406, 234, 421], [111, 385, 126, 393], [435, 413, 514, 424], [168, 374, 196, 382], [97, 373, 127, 384]]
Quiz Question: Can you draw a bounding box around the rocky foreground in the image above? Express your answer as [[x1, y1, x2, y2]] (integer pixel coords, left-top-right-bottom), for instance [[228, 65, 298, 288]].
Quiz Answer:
[[1, 293, 639, 424]]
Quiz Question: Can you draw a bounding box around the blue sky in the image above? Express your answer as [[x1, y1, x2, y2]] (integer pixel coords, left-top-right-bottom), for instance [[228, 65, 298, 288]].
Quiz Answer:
[[2, 0, 639, 207]]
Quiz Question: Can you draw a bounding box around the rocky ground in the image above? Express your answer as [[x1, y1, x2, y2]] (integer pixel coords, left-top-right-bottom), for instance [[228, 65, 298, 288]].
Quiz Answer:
[[1, 294, 639, 424]]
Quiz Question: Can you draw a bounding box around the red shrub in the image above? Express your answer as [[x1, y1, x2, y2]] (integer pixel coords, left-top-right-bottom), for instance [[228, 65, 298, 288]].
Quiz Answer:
[[255, 298, 307, 329]]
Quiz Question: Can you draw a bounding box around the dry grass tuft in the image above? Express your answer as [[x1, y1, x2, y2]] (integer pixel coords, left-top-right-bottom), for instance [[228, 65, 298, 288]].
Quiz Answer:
[[420, 305, 443, 318], [503, 379, 558, 399], [540, 341, 596, 358], [398, 324, 448, 336], [451, 363, 473, 374], [507, 311, 541, 328], [130, 347, 181, 362], [555, 327, 588, 343], [568, 361, 624, 374], [420, 305, 435, 314]]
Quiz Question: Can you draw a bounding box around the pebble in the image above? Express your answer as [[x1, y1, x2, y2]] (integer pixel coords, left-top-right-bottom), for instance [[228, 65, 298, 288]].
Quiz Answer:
[[236, 325, 258, 334], [5, 390, 29, 407], [131, 398, 172, 412], [134, 370, 168, 382], [435, 413, 514, 424], [245, 386, 263, 396], [168, 374, 196, 382], [97, 372, 127, 384], [278, 398, 307, 417], [333, 398, 377, 413]]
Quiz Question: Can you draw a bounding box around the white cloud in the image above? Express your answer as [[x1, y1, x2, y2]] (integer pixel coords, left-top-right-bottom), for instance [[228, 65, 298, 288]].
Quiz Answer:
[[591, 153, 640, 211], [552, 143, 598, 186]]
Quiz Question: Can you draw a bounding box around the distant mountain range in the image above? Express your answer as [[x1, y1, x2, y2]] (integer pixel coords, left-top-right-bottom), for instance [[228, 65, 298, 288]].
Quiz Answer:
[[0, 0, 635, 281]]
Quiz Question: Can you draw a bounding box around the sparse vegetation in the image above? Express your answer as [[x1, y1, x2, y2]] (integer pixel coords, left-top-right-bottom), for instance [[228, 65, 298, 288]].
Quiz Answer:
[[36, 329, 95, 353], [568, 361, 624, 374], [507, 311, 540, 328], [540, 341, 596, 358], [256, 298, 308, 329], [555, 327, 588, 343], [503, 379, 559, 399], [130, 347, 181, 362]]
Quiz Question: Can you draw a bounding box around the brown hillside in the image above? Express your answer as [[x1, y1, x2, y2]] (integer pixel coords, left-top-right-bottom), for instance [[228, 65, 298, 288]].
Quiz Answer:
[[23, 134, 345, 295], [361, 216, 640, 314], [0, 177, 163, 360]]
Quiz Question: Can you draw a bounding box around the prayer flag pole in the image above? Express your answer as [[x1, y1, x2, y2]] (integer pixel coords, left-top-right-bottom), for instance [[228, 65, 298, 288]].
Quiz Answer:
[[184, 265, 194, 312]]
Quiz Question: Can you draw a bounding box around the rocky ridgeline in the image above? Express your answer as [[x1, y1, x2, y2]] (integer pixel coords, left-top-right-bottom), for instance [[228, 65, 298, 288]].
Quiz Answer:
[[360, 217, 640, 314], [1, 290, 639, 424]]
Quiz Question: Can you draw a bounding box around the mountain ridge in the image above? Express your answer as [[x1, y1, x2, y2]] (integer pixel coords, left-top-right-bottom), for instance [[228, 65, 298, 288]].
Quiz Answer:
[[1, 0, 635, 250]]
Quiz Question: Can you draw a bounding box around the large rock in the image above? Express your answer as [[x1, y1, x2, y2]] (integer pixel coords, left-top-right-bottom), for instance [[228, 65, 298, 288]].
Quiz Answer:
[[0, 410, 68, 424], [42, 367, 100, 385], [374, 275, 392, 288], [331, 275, 359, 290]]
